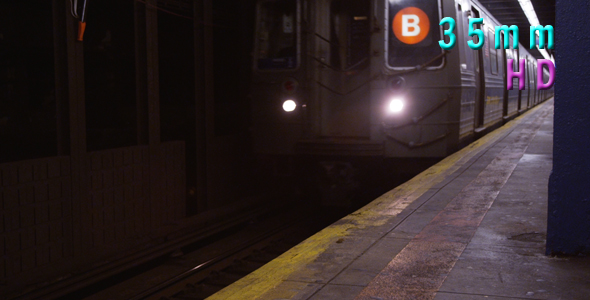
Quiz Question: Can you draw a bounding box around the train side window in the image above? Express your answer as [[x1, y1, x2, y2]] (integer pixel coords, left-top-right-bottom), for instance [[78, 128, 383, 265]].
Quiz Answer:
[[488, 29, 498, 74], [456, 4, 467, 69], [457, 5, 473, 71], [471, 8, 481, 45], [255, 0, 299, 70], [330, 0, 370, 71], [508, 35, 519, 88]]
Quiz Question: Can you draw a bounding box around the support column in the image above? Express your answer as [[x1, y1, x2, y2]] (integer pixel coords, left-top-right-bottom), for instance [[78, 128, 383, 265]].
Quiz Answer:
[[145, 0, 162, 229], [145, 0, 160, 146], [64, 1, 88, 256], [547, 1, 590, 255], [53, 0, 69, 156], [135, 0, 148, 145], [194, 0, 214, 212]]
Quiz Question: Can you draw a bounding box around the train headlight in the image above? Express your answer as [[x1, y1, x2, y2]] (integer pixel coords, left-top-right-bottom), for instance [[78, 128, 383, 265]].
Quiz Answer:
[[283, 99, 297, 112], [388, 98, 404, 113]]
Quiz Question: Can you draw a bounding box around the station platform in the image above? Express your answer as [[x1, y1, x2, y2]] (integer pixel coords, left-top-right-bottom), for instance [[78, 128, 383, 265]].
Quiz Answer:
[[207, 98, 590, 300]]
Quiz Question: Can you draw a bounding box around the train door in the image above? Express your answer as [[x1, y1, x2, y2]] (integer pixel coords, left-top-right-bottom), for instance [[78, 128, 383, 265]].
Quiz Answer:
[[515, 48, 522, 111], [527, 58, 533, 108], [532, 60, 537, 105], [315, 0, 371, 138], [471, 7, 485, 130], [456, 3, 476, 136], [502, 33, 508, 117], [528, 59, 535, 107]]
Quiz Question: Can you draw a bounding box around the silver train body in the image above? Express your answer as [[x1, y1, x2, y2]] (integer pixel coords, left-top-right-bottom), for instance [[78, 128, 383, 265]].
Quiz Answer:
[[250, 0, 553, 162]]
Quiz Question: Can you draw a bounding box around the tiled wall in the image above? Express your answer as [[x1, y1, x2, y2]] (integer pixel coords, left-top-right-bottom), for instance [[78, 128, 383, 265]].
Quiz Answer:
[[0, 141, 185, 292], [151, 141, 186, 228], [86, 146, 151, 250], [0, 157, 73, 281]]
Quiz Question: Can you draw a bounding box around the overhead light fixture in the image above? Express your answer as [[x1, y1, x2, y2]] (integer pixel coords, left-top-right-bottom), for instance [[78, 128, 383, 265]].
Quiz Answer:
[[518, 0, 552, 62], [518, 0, 540, 27]]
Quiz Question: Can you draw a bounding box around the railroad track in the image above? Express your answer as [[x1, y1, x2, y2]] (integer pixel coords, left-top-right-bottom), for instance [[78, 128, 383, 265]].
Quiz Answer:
[[145, 222, 310, 299], [81, 204, 334, 300]]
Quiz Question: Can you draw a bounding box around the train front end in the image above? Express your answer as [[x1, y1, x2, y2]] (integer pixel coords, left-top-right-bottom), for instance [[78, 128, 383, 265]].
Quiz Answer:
[[249, 0, 461, 205], [375, 0, 462, 159]]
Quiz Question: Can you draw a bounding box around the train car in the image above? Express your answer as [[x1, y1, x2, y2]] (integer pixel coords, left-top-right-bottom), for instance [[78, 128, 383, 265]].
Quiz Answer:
[[249, 0, 553, 204]]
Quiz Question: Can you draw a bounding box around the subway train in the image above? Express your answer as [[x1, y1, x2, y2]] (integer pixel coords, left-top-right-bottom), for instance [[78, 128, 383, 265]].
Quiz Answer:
[[249, 0, 553, 204]]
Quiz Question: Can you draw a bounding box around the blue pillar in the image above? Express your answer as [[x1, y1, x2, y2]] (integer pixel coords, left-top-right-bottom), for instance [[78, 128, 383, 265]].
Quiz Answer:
[[547, 1, 590, 255]]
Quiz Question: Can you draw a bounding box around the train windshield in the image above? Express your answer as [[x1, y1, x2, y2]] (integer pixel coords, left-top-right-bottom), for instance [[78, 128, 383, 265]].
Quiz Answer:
[[386, 0, 443, 69], [255, 0, 298, 70], [330, 0, 371, 71]]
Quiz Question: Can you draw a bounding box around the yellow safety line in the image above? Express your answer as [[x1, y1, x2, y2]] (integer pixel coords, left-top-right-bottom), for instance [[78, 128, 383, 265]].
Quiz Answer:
[[206, 99, 552, 300]]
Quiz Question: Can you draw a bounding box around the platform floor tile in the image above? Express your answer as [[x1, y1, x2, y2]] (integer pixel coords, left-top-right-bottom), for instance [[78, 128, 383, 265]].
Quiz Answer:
[[308, 284, 365, 300], [330, 237, 411, 287]]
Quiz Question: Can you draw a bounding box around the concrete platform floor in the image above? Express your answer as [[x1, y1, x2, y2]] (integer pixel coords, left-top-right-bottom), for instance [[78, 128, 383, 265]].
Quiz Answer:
[[209, 99, 590, 300]]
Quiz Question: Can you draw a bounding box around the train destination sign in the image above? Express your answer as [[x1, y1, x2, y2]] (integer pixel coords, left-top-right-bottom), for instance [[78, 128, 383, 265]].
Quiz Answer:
[[387, 1, 443, 69], [392, 7, 430, 45]]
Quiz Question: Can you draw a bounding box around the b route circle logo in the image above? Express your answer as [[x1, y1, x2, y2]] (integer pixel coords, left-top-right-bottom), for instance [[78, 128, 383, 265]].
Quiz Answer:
[[392, 7, 430, 45]]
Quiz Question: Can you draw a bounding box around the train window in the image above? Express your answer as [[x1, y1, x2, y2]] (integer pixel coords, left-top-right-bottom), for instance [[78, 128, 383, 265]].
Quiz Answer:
[[255, 0, 298, 70], [488, 29, 498, 74], [386, 0, 444, 69], [512, 52, 519, 88], [456, 4, 467, 70], [329, 0, 370, 71], [457, 6, 473, 71]]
